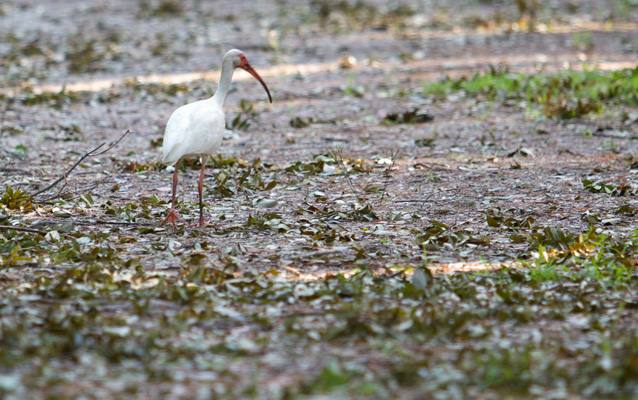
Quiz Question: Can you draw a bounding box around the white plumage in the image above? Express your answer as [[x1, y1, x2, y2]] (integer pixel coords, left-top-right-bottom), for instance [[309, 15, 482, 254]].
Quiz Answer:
[[159, 49, 272, 228], [161, 100, 225, 166]]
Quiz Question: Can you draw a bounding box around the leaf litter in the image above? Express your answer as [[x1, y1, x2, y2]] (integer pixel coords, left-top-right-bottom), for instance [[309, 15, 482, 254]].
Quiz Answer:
[[1, 0, 638, 399]]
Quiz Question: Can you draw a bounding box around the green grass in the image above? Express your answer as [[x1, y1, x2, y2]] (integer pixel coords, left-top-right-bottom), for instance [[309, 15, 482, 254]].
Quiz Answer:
[[519, 227, 638, 288], [422, 65, 638, 118]]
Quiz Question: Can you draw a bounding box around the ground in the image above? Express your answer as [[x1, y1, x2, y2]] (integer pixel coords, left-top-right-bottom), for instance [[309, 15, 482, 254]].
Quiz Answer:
[[1, 0, 638, 399]]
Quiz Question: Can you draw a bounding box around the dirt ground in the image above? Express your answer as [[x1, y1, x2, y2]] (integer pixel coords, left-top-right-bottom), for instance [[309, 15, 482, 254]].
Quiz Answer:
[[1, 0, 638, 399]]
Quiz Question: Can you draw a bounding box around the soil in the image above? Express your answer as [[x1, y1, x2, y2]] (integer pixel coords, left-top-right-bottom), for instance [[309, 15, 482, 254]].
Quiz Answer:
[[1, 0, 638, 398]]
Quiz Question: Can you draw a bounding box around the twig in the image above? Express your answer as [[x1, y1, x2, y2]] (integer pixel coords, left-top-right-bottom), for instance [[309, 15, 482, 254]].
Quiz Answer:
[[39, 179, 68, 202], [396, 190, 437, 205], [0, 168, 28, 173], [282, 265, 302, 276], [0, 225, 46, 235], [95, 220, 152, 226], [326, 146, 361, 201], [31, 130, 130, 197], [31, 219, 152, 227], [70, 167, 116, 196], [31, 147, 102, 197], [380, 148, 400, 203], [388, 269, 407, 278], [94, 130, 131, 156], [45, 163, 120, 203], [278, 311, 327, 318]]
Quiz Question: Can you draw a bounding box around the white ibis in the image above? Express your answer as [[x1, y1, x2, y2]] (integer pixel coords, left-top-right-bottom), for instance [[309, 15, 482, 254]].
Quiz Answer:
[[159, 49, 272, 228]]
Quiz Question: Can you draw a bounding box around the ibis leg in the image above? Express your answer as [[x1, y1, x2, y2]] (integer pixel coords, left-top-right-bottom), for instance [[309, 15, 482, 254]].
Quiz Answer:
[[193, 159, 207, 227], [159, 163, 185, 228]]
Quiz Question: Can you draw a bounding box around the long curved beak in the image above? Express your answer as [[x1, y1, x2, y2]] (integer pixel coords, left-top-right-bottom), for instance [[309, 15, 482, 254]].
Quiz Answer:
[[240, 63, 273, 103]]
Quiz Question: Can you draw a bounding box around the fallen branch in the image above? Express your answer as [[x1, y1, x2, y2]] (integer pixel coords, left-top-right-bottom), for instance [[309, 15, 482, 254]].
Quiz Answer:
[[281, 265, 302, 276], [95, 219, 153, 226], [278, 311, 327, 318], [32, 130, 130, 198], [0, 225, 46, 235], [31, 219, 153, 227], [38, 179, 68, 203], [0, 168, 28, 173]]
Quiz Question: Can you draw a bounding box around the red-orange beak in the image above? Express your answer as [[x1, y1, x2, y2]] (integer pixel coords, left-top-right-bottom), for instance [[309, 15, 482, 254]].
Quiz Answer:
[[240, 62, 273, 104]]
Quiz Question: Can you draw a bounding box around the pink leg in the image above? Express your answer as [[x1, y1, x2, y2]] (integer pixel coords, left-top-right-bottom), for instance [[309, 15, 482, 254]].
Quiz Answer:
[[192, 160, 207, 227], [159, 163, 185, 229]]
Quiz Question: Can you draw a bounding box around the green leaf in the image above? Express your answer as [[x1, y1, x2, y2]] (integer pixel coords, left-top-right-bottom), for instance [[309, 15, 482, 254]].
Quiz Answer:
[[487, 215, 501, 227], [264, 181, 278, 191], [80, 194, 94, 206]]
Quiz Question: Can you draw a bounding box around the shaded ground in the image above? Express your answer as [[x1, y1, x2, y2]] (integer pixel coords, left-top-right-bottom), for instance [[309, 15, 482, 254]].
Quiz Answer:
[[1, 0, 638, 399]]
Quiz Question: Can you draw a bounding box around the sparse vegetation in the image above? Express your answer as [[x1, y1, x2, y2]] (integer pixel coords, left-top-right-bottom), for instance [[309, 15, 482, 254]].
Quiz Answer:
[[422, 65, 638, 118], [227, 99, 259, 131], [123, 79, 189, 96], [22, 88, 88, 109], [138, 0, 184, 19], [310, 0, 415, 33], [383, 108, 435, 125], [1, 0, 638, 398], [0, 186, 33, 211], [66, 39, 106, 74]]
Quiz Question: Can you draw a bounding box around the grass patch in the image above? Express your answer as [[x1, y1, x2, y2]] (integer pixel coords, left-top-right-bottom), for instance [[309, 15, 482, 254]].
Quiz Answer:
[[138, 0, 184, 18], [0, 186, 33, 211], [122, 79, 189, 97], [66, 39, 105, 74], [422, 65, 638, 118], [22, 88, 88, 109], [310, 0, 415, 33]]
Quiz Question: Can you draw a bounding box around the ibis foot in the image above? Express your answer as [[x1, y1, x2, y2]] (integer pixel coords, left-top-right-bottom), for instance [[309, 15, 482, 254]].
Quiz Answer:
[[159, 209, 184, 229], [191, 219, 208, 228]]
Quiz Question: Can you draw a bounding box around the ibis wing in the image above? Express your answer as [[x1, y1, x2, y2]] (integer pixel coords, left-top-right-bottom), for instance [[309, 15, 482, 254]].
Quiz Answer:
[[161, 105, 192, 166], [161, 100, 225, 165]]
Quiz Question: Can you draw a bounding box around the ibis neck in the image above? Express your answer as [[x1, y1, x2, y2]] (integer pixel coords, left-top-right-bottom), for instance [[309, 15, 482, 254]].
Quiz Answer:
[[212, 59, 235, 106]]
